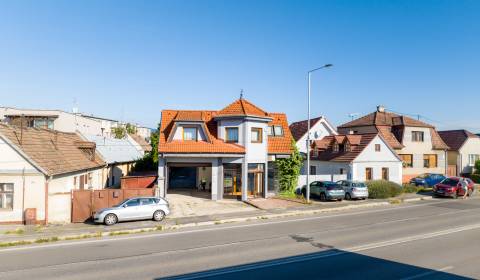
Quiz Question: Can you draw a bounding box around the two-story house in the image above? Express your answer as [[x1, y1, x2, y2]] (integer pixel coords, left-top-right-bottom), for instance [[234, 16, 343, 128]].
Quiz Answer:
[[337, 106, 449, 182], [157, 98, 293, 201]]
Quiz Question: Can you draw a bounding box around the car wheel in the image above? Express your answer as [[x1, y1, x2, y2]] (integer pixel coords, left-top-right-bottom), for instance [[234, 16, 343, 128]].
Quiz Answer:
[[345, 193, 352, 200], [320, 193, 327, 201], [338, 199, 343, 202], [153, 210, 166, 222], [104, 213, 118, 226], [301, 189, 307, 198]]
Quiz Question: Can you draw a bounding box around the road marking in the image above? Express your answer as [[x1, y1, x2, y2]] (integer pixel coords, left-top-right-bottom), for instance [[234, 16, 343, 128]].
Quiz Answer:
[[400, 266, 454, 280], [162, 225, 479, 279], [0, 199, 476, 253]]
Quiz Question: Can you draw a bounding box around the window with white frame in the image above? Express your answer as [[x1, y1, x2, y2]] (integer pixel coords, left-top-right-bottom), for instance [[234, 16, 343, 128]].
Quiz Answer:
[[468, 154, 480, 166], [0, 183, 14, 210], [267, 125, 284, 136], [183, 127, 198, 141]]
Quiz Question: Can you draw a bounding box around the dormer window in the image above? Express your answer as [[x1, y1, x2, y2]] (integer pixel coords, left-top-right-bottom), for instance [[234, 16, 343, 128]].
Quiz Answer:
[[333, 143, 339, 152], [225, 127, 239, 143], [344, 142, 351, 152], [267, 125, 284, 136], [183, 127, 198, 141], [313, 147, 319, 157]]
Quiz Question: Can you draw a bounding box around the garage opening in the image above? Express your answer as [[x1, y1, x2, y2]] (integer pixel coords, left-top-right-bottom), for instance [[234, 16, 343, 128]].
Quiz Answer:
[[169, 167, 197, 189]]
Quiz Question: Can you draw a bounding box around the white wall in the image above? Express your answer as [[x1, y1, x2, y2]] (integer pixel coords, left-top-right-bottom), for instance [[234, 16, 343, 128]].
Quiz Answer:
[[459, 137, 480, 174], [172, 123, 208, 141], [296, 118, 337, 154]]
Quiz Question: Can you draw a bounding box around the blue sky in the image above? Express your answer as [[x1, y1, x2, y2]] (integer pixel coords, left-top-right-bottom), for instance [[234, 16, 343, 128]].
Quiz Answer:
[[0, 0, 479, 131]]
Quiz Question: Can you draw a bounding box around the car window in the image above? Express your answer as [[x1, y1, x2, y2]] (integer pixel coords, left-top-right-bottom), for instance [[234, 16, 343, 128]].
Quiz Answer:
[[440, 178, 459, 187], [125, 199, 140, 207], [140, 198, 154, 205]]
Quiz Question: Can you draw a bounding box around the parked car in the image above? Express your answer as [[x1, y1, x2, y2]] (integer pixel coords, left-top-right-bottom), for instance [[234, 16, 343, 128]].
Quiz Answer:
[[433, 177, 475, 199], [336, 180, 369, 200], [302, 181, 345, 201], [410, 173, 446, 187], [93, 197, 170, 226]]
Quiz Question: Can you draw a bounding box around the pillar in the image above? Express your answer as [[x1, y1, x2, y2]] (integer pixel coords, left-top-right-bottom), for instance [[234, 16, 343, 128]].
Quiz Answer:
[[158, 158, 166, 198]]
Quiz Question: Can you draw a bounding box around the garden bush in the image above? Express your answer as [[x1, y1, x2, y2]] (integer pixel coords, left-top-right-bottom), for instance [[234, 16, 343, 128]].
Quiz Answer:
[[402, 184, 419, 193], [470, 174, 480, 184], [367, 180, 402, 199]]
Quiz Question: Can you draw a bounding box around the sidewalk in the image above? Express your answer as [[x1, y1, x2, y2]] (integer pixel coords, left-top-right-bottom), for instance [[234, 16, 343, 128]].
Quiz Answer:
[[0, 191, 469, 247]]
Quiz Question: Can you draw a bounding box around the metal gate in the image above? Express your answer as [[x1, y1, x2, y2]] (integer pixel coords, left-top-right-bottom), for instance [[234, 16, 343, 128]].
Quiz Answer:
[[71, 188, 156, 223]]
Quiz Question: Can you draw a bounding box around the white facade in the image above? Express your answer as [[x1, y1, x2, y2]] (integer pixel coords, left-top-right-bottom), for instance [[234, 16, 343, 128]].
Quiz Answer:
[[447, 137, 480, 175], [297, 135, 403, 189], [0, 107, 117, 137], [0, 136, 104, 224], [295, 117, 337, 154]]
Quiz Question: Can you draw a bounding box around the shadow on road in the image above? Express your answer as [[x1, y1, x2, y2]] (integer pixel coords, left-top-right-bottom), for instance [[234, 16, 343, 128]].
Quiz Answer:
[[158, 249, 471, 280]]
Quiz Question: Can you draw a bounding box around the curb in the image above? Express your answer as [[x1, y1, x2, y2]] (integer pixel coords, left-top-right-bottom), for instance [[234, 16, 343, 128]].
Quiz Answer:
[[1, 198, 431, 248]]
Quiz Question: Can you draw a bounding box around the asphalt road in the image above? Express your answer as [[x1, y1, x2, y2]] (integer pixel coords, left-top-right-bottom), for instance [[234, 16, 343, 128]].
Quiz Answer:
[[1, 198, 480, 280]]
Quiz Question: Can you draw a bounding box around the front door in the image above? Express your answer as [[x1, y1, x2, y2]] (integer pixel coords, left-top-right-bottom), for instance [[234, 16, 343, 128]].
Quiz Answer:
[[224, 169, 241, 195], [248, 171, 264, 197]]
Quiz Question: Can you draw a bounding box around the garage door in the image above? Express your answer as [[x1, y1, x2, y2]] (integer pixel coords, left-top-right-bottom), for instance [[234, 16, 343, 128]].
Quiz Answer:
[[169, 167, 197, 189]]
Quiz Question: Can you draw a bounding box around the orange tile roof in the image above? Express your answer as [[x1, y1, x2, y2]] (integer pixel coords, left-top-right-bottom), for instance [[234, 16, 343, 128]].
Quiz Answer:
[[268, 113, 294, 155], [159, 102, 293, 155], [216, 98, 270, 118], [129, 134, 152, 152], [0, 124, 105, 176]]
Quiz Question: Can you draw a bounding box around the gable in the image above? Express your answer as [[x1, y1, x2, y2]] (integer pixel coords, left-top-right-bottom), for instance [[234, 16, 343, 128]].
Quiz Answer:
[[354, 135, 401, 163], [0, 136, 40, 174]]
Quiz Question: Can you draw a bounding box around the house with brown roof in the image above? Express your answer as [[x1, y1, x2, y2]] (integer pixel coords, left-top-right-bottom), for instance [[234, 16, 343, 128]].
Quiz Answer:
[[158, 97, 293, 201], [0, 124, 106, 224], [337, 106, 449, 183], [438, 130, 480, 176], [128, 133, 152, 155], [289, 116, 338, 154], [307, 133, 402, 185]]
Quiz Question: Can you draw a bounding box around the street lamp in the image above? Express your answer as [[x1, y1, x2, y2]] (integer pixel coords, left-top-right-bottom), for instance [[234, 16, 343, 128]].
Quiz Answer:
[[306, 63, 333, 203]]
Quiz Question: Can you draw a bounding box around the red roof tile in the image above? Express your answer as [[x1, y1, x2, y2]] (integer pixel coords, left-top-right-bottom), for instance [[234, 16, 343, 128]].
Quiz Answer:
[[216, 98, 270, 118], [312, 133, 378, 162], [268, 113, 294, 155], [289, 117, 324, 141]]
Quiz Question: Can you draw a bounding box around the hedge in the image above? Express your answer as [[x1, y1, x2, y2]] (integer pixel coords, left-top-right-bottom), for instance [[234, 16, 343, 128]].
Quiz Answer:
[[367, 180, 403, 199], [470, 174, 480, 184]]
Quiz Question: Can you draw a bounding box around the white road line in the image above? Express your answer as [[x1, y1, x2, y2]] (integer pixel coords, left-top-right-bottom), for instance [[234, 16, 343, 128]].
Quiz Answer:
[[0, 199, 475, 253], [163, 224, 479, 279], [400, 266, 454, 280]]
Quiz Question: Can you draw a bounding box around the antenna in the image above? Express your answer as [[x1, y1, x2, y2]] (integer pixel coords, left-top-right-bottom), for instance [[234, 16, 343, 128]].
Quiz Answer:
[[72, 98, 79, 114], [240, 89, 244, 99], [348, 113, 359, 121]]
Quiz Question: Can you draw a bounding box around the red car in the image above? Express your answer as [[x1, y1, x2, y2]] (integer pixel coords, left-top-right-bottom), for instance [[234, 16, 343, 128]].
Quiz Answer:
[[433, 177, 475, 198]]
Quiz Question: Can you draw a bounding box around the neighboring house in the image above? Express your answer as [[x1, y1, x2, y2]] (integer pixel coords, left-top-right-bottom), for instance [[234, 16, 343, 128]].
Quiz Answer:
[[289, 116, 338, 154], [158, 97, 293, 201], [0, 124, 105, 224], [337, 106, 449, 182], [0, 107, 119, 138], [128, 134, 152, 155], [308, 133, 403, 185], [83, 135, 143, 188], [135, 126, 153, 140], [289, 116, 338, 188], [438, 130, 480, 176]]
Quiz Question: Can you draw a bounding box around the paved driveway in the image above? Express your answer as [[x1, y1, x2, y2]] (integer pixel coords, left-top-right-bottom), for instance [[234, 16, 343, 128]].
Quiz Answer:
[[166, 190, 257, 218]]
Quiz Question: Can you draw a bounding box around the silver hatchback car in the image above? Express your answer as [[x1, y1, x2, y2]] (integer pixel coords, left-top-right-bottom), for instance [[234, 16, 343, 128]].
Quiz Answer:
[[93, 197, 170, 226], [337, 180, 369, 200]]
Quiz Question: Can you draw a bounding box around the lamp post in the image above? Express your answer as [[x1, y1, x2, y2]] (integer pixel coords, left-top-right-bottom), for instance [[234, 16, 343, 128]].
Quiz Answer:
[[306, 64, 333, 203]]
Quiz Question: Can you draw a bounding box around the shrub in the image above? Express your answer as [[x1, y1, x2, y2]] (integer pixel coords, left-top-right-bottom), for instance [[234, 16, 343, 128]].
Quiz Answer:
[[367, 180, 402, 199], [470, 174, 480, 184], [475, 160, 480, 174], [402, 184, 419, 194]]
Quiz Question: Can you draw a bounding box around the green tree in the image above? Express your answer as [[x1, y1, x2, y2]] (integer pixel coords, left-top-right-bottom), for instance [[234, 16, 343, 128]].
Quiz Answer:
[[276, 140, 303, 194], [112, 126, 126, 139], [132, 124, 160, 172], [126, 123, 137, 135], [475, 160, 480, 174]]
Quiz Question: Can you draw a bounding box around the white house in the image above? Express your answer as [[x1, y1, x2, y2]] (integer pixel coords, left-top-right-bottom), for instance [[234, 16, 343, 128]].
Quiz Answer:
[[158, 97, 294, 201], [0, 124, 105, 224], [0, 107, 118, 138], [439, 130, 480, 176], [307, 133, 403, 185], [289, 116, 338, 154]]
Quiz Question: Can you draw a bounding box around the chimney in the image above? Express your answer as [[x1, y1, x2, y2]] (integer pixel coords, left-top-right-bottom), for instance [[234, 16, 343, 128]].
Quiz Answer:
[[349, 130, 355, 135], [377, 105, 385, 113]]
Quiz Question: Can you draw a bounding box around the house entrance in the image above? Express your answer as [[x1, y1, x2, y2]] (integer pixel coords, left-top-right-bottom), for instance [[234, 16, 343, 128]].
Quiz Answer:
[[224, 164, 242, 196], [248, 163, 264, 197]]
